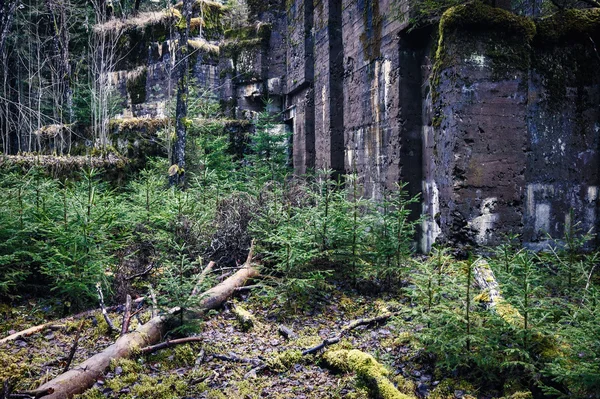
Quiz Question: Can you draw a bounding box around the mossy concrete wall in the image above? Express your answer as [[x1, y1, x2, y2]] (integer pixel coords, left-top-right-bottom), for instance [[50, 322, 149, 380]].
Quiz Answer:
[[340, 0, 410, 199], [103, 0, 600, 249], [421, 4, 600, 249]]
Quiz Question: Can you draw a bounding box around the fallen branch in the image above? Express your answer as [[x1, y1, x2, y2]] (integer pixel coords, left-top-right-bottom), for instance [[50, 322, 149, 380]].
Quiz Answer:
[[96, 283, 116, 333], [0, 325, 65, 345], [35, 245, 258, 399], [234, 284, 261, 292], [302, 313, 396, 355], [212, 353, 261, 366], [139, 337, 203, 355], [124, 263, 154, 281], [0, 297, 147, 345], [62, 320, 85, 373], [8, 387, 55, 399], [121, 295, 132, 336], [148, 285, 158, 318], [190, 261, 215, 297]]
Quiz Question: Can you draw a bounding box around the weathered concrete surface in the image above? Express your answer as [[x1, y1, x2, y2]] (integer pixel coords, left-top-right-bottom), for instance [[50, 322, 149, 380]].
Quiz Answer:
[[420, 6, 600, 249], [523, 18, 600, 248], [104, 1, 600, 250], [340, 0, 408, 199], [426, 30, 530, 248]]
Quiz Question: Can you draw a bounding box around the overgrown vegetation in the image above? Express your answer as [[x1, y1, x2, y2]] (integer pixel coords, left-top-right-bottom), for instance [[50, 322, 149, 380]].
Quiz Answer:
[[1, 103, 598, 396], [1, 0, 599, 397]]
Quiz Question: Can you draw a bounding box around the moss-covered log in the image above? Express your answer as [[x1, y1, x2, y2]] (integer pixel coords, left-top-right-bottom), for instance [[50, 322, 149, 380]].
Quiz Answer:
[[232, 304, 258, 331], [323, 349, 416, 399], [472, 258, 524, 327]]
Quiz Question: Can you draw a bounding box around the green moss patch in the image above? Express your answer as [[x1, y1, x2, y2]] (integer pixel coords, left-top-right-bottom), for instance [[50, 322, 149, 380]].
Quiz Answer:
[[439, 1, 535, 42], [109, 117, 169, 136], [224, 23, 271, 41], [323, 349, 415, 399], [535, 8, 600, 44]]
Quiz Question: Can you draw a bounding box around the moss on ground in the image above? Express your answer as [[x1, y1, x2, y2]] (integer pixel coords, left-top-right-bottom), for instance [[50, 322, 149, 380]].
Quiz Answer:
[[323, 349, 414, 399]]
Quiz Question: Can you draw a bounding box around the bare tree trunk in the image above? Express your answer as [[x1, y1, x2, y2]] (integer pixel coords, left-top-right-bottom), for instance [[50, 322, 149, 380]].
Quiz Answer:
[[45, 0, 72, 154], [170, 0, 192, 186], [0, 0, 19, 56], [90, 0, 121, 154]]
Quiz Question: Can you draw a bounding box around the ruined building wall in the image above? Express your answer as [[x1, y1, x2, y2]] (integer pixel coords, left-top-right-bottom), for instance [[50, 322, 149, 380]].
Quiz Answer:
[[106, 0, 600, 251], [421, 5, 600, 249], [281, 1, 600, 250]]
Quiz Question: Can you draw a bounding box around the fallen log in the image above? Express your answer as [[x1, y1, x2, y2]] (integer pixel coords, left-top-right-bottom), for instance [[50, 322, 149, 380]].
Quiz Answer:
[[323, 349, 415, 399], [472, 258, 524, 327], [232, 304, 259, 332], [472, 258, 559, 356], [35, 262, 259, 399]]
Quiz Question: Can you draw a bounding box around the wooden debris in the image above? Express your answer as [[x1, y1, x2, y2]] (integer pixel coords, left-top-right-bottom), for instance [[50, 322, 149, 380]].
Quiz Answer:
[[96, 282, 116, 333], [62, 320, 84, 373], [323, 349, 415, 399], [190, 261, 215, 297], [0, 325, 65, 345], [0, 298, 144, 345], [232, 304, 258, 332], [139, 337, 203, 355], [149, 285, 158, 318], [124, 264, 154, 281], [120, 295, 132, 336], [302, 313, 396, 355], [8, 387, 55, 399], [34, 245, 258, 399], [472, 258, 524, 327], [278, 325, 296, 340]]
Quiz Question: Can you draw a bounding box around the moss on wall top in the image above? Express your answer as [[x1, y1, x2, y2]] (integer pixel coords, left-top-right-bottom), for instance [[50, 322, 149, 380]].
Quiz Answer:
[[409, 0, 467, 29], [439, 1, 536, 42], [224, 22, 272, 41], [535, 8, 600, 44], [109, 117, 169, 135], [189, 39, 220, 56]]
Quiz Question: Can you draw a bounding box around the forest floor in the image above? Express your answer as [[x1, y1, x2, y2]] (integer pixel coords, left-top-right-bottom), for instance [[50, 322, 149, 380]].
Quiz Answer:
[[0, 285, 456, 399]]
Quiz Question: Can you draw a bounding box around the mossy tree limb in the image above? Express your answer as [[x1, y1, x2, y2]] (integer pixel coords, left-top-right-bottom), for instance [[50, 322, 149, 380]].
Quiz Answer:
[[302, 313, 396, 355]]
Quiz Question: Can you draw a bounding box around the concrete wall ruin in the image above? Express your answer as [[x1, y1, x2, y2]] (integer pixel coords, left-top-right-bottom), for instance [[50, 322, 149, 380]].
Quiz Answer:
[[110, 0, 600, 251]]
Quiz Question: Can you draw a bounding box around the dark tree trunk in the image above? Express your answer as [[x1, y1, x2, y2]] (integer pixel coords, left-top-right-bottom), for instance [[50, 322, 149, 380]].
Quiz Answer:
[[170, 0, 192, 186], [45, 0, 73, 128], [0, 0, 19, 55]]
